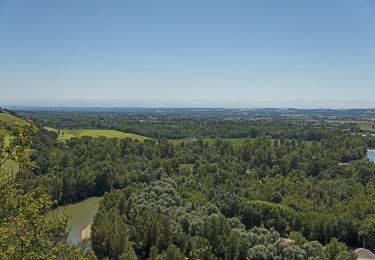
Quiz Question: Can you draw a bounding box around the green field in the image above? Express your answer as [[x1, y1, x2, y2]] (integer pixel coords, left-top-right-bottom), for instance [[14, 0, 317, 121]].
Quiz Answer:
[[47, 128, 148, 142], [358, 120, 375, 131]]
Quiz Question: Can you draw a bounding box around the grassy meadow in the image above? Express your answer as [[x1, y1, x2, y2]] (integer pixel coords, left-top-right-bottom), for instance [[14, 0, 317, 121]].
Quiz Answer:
[[358, 120, 375, 131], [46, 127, 148, 142]]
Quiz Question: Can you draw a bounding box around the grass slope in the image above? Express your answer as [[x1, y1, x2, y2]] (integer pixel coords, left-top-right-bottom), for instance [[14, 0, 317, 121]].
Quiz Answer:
[[0, 110, 28, 126], [46, 128, 148, 142]]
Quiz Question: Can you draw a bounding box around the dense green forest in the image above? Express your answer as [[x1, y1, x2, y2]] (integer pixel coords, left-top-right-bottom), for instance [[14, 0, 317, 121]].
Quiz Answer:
[[18, 108, 369, 140], [2, 108, 375, 259]]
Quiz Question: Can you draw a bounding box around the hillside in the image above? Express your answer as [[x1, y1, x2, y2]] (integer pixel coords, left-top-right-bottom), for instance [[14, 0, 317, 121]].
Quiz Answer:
[[0, 109, 30, 176], [0, 109, 29, 126]]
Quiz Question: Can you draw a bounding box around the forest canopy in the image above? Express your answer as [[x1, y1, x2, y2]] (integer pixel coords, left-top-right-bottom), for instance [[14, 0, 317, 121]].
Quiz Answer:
[[2, 108, 375, 259]]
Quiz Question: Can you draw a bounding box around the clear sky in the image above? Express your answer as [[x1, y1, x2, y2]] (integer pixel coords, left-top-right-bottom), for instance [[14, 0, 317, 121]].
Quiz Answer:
[[0, 0, 375, 104]]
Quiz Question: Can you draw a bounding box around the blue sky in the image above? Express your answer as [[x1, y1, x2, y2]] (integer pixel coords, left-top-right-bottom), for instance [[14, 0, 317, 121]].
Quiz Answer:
[[0, 0, 375, 104]]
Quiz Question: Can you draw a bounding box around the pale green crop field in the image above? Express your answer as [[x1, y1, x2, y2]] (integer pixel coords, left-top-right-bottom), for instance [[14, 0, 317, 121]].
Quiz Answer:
[[358, 121, 375, 131], [47, 128, 148, 142]]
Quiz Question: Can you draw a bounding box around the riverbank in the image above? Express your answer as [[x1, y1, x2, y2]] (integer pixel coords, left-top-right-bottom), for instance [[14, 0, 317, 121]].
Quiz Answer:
[[81, 224, 92, 240]]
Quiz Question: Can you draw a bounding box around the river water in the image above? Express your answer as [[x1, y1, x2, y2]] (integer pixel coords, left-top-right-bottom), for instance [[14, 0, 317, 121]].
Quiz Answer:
[[48, 197, 102, 244], [368, 150, 375, 162]]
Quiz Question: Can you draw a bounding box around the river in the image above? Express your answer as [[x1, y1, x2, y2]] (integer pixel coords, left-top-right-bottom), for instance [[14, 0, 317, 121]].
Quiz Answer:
[[368, 150, 375, 162], [48, 197, 102, 244]]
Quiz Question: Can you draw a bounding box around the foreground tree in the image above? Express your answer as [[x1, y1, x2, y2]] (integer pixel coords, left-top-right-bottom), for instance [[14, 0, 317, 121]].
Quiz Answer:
[[322, 238, 357, 260], [0, 125, 94, 260], [359, 215, 375, 249]]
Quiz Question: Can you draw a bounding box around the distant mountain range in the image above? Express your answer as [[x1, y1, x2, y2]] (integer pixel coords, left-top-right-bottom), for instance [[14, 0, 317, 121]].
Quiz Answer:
[[1, 98, 374, 109]]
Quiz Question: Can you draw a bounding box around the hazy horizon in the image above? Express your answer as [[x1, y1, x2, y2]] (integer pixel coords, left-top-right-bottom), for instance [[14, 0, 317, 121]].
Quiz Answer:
[[1, 97, 375, 109], [1, 1, 375, 103]]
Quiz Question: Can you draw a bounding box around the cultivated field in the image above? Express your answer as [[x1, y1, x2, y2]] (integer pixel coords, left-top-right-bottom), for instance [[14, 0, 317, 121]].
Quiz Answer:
[[46, 128, 148, 142], [357, 120, 375, 131]]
